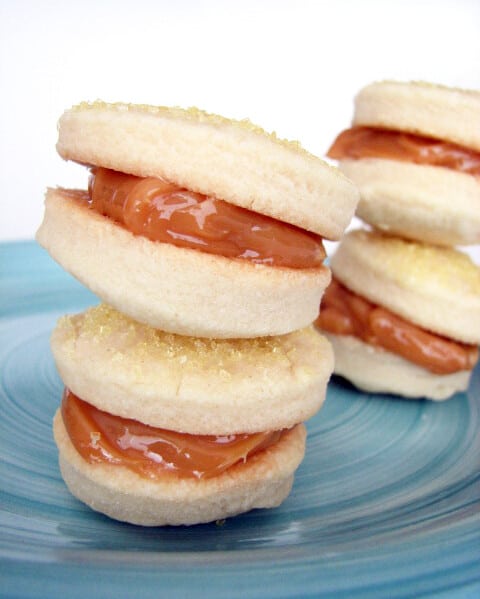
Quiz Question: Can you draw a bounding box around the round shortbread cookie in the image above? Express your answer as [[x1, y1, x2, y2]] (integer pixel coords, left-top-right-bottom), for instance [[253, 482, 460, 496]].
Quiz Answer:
[[353, 80, 480, 151], [54, 412, 306, 526], [325, 333, 472, 401], [36, 188, 331, 338], [51, 304, 334, 435], [56, 101, 359, 240], [339, 158, 480, 246], [330, 229, 480, 344]]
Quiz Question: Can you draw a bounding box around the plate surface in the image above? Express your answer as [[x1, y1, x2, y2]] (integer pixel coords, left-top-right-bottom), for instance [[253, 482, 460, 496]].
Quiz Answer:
[[1, 241, 479, 599]]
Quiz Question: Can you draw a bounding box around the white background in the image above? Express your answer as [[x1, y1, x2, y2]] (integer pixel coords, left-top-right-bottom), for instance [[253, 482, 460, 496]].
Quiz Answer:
[[1, 0, 480, 246]]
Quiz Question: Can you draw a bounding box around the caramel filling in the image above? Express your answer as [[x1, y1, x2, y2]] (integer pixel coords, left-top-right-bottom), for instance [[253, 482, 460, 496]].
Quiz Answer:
[[77, 167, 326, 269], [61, 389, 284, 480], [327, 126, 480, 176], [317, 278, 478, 374]]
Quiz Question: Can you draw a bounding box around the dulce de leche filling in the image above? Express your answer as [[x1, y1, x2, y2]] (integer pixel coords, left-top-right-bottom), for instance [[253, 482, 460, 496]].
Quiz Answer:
[[61, 389, 285, 480], [317, 278, 478, 375], [327, 126, 480, 176], [81, 167, 326, 269]]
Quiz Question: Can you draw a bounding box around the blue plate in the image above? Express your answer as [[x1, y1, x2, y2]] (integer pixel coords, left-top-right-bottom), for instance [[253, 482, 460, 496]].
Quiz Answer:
[[1, 241, 479, 598]]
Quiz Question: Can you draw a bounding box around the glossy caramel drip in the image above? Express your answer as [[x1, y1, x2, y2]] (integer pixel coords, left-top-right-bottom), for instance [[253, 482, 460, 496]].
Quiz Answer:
[[84, 167, 326, 269], [317, 278, 478, 374], [61, 389, 284, 479], [327, 126, 480, 176]]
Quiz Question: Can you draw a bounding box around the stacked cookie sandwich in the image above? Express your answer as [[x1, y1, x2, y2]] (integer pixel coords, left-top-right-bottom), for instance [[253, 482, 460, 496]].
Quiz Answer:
[[317, 81, 480, 400], [37, 102, 359, 525]]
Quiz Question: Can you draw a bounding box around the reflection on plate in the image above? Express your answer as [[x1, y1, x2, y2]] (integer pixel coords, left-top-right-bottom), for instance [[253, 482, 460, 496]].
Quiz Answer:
[[1, 241, 479, 598]]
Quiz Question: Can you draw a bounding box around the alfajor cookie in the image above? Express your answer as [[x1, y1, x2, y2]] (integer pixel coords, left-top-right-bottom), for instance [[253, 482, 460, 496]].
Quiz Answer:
[[54, 410, 306, 527], [36, 101, 359, 338], [327, 80, 480, 246], [316, 229, 480, 400], [51, 304, 334, 525]]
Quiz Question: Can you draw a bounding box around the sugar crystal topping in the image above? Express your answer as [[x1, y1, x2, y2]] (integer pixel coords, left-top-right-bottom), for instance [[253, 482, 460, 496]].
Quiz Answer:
[[58, 304, 322, 374], [353, 230, 480, 294]]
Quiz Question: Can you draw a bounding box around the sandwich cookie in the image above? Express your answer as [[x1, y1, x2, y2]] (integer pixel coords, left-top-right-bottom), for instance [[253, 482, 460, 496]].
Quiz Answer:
[[316, 229, 480, 400], [327, 81, 480, 246], [36, 102, 359, 338], [51, 304, 334, 525]]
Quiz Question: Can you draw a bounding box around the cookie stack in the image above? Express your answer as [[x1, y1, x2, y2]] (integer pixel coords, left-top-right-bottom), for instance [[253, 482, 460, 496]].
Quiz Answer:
[[36, 102, 359, 525], [317, 81, 480, 400]]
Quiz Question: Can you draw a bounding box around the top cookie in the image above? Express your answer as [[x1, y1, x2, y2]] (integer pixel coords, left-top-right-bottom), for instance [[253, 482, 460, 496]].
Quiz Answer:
[[353, 80, 480, 151], [330, 229, 480, 344], [57, 101, 359, 240], [51, 303, 334, 435]]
